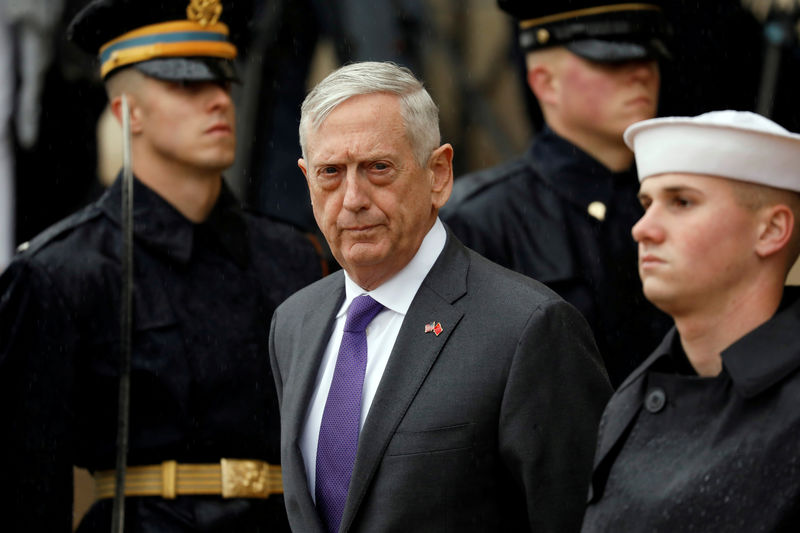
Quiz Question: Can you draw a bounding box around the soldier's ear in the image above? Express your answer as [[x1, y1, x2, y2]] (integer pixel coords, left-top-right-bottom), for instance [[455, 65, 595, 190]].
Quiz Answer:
[[527, 61, 557, 106], [109, 93, 144, 134]]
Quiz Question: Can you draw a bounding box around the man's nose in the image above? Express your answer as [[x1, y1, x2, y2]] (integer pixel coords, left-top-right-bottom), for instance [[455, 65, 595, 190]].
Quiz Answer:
[[342, 170, 370, 211], [206, 82, 233, 111], [632, 206, 664, 244], [629, 59, 658, 82]]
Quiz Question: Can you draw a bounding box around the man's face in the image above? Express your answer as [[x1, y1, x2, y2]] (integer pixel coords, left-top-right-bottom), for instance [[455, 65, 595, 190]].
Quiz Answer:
[[133, 77, 236, 174], [299, 92, 452, 290], [632, 173, 762, 316], [555, 52, 659, 144]]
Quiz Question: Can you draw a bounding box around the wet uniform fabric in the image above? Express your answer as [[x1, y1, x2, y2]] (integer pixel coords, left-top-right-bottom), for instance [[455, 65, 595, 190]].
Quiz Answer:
[[0, 176, 322, 532], [582, 287, 800, 532], [443, 127, 671, 387]]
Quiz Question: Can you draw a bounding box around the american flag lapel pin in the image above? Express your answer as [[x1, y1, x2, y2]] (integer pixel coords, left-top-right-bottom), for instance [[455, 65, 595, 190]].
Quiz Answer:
[[424, 321, 443, 336]]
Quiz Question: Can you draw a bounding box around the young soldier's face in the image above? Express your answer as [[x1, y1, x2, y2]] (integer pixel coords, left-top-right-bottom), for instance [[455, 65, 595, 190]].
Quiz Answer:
[[556, 53, 659, 145], [134, 77, 236, 174], [632, 173, 762, 317]]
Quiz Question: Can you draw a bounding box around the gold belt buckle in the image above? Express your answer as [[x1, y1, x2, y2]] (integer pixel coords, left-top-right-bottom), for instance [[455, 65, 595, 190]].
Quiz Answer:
[[220, 459, 271, 498]]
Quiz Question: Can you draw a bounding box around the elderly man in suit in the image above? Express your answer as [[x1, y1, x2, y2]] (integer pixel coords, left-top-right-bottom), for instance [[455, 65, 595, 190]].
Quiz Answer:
[[268, 61, 612, 533]]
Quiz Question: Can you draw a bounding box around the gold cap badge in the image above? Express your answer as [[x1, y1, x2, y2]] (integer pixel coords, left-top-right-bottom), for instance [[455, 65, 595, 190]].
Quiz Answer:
[[187, 0, 222, 26]]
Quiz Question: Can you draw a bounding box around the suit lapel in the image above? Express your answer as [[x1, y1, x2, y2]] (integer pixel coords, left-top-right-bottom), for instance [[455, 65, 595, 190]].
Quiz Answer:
[[340, 234, 469, 531], [283, 274, 345, 531]]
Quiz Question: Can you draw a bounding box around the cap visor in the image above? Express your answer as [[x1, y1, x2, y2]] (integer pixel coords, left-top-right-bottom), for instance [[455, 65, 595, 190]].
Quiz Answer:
[[567, 39, 670, 63], [134, 57, 239, 82]]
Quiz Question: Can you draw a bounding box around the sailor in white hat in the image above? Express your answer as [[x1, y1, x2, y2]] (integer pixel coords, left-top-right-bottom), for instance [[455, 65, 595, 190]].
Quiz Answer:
[[581, 110, 800, 531]]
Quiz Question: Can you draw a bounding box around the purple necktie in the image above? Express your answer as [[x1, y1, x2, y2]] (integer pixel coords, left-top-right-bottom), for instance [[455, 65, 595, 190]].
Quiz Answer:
[[316, 294, 384, 533]]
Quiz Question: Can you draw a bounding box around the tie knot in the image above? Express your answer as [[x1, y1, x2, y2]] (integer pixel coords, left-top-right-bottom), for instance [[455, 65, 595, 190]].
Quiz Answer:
[[344, 295, 384, 333]]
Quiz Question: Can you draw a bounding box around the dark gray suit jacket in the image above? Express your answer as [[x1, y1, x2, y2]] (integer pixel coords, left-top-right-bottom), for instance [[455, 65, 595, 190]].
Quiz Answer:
[[269, 232, 612, 532]]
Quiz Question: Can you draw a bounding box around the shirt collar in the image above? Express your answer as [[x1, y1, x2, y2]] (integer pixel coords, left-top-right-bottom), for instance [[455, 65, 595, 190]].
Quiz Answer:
[[617, 327, 680, 391], [648, 328, 698, 376], [100, 174, 249, 267], [528, 126, 638, 212], [202, 183, 250, 268], [722, 287, 800, 398], [339, 217, 447, 319], [632, 288, 800, 398]]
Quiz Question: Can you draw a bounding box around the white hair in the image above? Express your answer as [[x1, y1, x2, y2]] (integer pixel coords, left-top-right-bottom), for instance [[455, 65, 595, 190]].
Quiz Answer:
[[299, 61, 440, 167]]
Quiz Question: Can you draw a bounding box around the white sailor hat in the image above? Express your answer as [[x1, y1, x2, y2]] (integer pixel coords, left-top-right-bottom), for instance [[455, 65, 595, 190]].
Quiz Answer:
[[624, 110, 800, 192]]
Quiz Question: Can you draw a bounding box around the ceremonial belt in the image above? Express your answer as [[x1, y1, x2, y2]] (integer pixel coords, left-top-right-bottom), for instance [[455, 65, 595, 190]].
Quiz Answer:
[[94, 459, 282, 500]]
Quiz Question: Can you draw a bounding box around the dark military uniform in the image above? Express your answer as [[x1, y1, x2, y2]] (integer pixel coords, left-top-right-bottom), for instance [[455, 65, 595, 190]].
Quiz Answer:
[[582, 287, 800, 532], [0, 176, 321, 531], [443, 128, 671, 387]]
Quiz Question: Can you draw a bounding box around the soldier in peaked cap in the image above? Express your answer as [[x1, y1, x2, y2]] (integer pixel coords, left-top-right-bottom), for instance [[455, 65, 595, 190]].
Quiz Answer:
[[442, 1, 673, 388], [0, 0, 321, 531], [582, 110, 800, 531]]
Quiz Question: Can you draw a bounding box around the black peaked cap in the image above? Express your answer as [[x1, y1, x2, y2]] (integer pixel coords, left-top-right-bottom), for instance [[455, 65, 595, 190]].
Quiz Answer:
[[498, 0, 672, 62]]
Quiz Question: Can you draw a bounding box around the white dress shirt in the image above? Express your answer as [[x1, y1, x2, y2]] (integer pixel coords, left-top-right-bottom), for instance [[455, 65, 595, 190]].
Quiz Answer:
[[300, 218, 447, 498]]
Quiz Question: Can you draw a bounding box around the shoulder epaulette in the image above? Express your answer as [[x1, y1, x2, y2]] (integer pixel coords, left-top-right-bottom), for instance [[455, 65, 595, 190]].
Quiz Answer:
[[15, 203, 103, 258], [449, 156, 530, 207]]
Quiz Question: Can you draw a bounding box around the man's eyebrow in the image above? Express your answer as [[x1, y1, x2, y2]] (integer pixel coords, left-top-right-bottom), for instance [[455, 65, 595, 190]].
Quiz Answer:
[[661, 185, 699, 193], [313, 150, 396, 165], [638, 185, 701, 200]]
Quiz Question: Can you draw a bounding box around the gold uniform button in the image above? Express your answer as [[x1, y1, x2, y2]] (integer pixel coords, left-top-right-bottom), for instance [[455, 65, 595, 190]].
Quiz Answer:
[[587, 201, 607, 221], [537, 28, 550, 44]]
